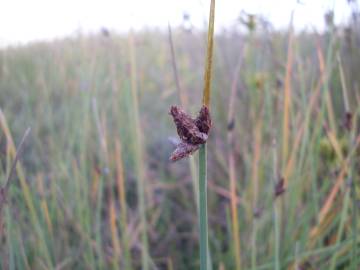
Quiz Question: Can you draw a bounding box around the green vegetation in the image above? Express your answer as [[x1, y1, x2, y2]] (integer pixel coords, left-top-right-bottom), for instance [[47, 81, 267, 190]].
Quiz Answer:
[[0, 6, 359, 270]]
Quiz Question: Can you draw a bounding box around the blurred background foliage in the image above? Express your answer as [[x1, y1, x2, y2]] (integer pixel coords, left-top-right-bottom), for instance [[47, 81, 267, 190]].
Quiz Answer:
[[0, 2, 359, 269]]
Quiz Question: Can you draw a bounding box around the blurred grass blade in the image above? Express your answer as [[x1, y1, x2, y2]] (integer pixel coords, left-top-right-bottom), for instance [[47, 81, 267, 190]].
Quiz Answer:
[[128, 29, 149, 270]]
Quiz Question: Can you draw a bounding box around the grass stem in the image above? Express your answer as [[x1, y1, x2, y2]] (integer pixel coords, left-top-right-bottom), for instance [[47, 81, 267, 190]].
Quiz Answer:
[[199, 1, 215, 270], [272, 139, 280, 270], [199, 144, 208, 270]]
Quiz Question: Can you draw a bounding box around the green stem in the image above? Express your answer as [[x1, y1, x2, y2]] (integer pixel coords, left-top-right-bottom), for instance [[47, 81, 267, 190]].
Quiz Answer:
[[251, 220, 257, 270], [352, 176, 358, 270], [274, 202, 280, 270], [199, 144, 208, 270], [272, 140, 280, 270], [330, 187, 351, 270]]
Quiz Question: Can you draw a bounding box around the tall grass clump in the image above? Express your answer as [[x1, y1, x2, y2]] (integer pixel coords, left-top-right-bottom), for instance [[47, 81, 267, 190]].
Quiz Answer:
[[0, 2, 360, 269]]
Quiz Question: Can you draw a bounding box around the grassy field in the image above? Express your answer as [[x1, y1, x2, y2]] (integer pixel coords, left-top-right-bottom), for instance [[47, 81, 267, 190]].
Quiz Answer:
[[0, 13, 359, 270]]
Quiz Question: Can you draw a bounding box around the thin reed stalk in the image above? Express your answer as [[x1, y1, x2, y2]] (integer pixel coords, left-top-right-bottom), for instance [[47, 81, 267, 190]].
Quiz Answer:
[[115, 140, 132, 270], [251, 117, 263, 270], [282, 14, 293, 175], [128, 29, 149, 270], [329, 184, 351, 270], [272, 139, 280, 270], [351, 162, 358, 270], [168, 23, 213, 269], [168, 24, 188, 108], [227, 52, 243, 270], [109, 198, 121, 268], [199, 144, 208, 270], [167, 23, 198, 211], [199, 1, 215, 270], [338, 52, 357, 269]]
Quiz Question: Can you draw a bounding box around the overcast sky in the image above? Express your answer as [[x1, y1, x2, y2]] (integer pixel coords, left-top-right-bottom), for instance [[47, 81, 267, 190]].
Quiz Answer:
[[0, 0, 353, 46]]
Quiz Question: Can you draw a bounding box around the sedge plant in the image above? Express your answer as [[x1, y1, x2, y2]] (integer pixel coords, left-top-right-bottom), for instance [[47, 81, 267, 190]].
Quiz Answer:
[[199, 1, 215, 269], [168, 1, 215, 269]]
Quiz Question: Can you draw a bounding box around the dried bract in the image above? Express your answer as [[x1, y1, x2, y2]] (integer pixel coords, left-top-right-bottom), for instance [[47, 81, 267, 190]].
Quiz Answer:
[[170, 142, 200, 162]]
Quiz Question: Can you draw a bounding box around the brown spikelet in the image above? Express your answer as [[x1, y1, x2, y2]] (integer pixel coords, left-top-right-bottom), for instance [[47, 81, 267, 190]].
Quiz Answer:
[[274, 177, 286, 198], [169, 105, 211, 162], [344, 111, 352, 131]]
